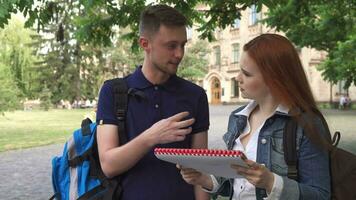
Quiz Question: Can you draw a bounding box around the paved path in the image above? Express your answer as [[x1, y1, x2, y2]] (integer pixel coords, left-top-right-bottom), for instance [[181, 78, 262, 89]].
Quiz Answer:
[[0, 105, 237, 200], [0, 144, 62, 200], [4, 105, 353, 199]]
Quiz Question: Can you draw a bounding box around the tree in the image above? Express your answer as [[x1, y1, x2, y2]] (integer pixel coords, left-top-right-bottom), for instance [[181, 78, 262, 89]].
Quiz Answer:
[[178, 40, 210, 81], [319, 35, 356, 88], [0, 15, 40, 98], [0, 15, 41, 112], [2, 0, 354, 88], [0, 62, 21, 113], [264, 0, 356, 88], [32, 0, 108, 104], [39, 84, 52, 111]]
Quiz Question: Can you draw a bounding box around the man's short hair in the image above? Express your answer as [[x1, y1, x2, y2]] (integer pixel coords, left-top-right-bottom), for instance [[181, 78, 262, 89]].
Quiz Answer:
[[139, 4, 187, 37]]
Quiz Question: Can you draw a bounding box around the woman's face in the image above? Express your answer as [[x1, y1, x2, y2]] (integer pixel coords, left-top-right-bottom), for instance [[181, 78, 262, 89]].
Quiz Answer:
[[236, 51, 271, 101]]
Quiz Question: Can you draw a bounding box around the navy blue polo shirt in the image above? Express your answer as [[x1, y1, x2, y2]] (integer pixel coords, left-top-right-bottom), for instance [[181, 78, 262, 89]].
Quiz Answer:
[[96, 66, 209, 200]]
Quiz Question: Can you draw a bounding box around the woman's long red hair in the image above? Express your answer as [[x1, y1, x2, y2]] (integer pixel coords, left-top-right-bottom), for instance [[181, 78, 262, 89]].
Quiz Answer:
[[244, 33, 330, 148], [244, 34, 316, 112]]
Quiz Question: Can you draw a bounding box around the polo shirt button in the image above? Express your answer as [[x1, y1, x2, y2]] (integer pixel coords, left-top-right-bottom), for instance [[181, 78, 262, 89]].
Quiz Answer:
[[261, 138, 267, 144], [155, 104, 159, 108], [154, 86, 158, 90]]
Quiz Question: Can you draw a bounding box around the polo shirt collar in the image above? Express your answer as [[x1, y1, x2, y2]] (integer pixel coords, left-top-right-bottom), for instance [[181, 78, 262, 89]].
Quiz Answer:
[[130, 65, 178, 91], [160, 75, 179, 92], [234, 100, 289, 117]]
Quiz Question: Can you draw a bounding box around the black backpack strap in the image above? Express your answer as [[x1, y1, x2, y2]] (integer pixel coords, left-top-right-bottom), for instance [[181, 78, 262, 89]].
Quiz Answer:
[[68, 118, 94, 167], [283, 117, 299, 181], [111, 78, 128, 145], [332, 131, 341, 147], [81, 118, 92, 136]]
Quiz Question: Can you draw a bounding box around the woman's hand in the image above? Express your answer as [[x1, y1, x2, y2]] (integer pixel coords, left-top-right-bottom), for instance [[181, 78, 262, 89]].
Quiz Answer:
[[177, 164, 213, 190], [231, 160, 275, 193]]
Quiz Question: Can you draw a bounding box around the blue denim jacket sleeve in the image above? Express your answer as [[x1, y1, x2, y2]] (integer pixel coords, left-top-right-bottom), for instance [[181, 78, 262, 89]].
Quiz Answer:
[[216, 107, 331, 200], [281, 116, 331, 200]]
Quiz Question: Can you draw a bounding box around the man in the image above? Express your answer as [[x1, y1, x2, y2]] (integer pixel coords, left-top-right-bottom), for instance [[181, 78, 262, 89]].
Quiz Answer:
[[96, 4, 210, 200]]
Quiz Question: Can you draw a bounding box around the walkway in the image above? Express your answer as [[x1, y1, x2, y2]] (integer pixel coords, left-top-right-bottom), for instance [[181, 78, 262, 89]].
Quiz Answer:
[[2, 105, 354, 199], [0, 105, 235, 199]]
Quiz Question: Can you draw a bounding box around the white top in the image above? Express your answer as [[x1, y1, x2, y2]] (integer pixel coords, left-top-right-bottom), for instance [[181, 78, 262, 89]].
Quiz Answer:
[[206, 101, 288, 200]]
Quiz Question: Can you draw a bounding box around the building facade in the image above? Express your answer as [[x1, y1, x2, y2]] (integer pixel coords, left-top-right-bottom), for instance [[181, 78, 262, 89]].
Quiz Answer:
[[187, 5, 356, 105]]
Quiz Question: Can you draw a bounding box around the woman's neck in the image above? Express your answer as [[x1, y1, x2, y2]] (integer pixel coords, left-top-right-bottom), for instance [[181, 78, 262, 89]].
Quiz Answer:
[[254, 96, 280, 118]]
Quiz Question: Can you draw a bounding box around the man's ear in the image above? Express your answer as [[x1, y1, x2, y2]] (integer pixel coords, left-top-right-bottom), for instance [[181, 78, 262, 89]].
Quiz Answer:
[[139, 37, 149, 51]]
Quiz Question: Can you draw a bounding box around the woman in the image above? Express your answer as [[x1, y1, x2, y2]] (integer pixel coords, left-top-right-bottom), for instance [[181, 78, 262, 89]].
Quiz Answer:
[[179, 34, 331, 200]]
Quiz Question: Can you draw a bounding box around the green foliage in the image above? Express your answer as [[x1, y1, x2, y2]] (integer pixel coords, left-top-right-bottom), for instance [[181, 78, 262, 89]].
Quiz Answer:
[[39, 85, 52, 111], [264, 0, 354, 51], [264, 0, 356, 88], [0, 15, 42, 112], [319, 35, 356, 88], [178, 40, 210, 81], [0, 16, 40, 98], [102, 31, 144, 77], [2, 0, 355, 96], [0, 62, 22, 113], [0, 0, 241, 48]]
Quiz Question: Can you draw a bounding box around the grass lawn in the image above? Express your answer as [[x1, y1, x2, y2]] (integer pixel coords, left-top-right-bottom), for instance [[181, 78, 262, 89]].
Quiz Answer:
[[0, 108, 355, 154], [0, 109, 95, 152], [0, 107, 355, 200]]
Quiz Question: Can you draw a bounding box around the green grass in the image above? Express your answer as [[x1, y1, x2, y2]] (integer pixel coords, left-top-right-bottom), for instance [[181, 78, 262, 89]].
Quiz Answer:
[[0, 108, 355, 155], [0, 108, 355, 200], [0, 109, 95, 152]]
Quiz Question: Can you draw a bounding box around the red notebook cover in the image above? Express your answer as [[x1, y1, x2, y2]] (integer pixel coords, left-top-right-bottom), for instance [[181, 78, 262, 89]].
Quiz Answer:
[[154, 148, 248, 178]]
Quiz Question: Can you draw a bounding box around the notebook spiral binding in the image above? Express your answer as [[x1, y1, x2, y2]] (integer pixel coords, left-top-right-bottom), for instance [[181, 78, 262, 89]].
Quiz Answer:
[[154, 148, 245, 158]]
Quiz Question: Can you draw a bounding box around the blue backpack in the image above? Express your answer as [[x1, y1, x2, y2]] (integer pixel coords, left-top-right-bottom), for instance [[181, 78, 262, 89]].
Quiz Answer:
[[50, 78, 129, 200]]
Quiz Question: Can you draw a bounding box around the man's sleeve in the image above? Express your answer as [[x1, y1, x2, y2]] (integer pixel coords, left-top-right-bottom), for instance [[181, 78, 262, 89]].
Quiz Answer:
[[192, 89, 210, 134], [96, 81, 117, 125]]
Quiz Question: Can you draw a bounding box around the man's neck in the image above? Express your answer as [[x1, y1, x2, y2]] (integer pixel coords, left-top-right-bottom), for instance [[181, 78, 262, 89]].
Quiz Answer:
[[141, 61, 170, 85]]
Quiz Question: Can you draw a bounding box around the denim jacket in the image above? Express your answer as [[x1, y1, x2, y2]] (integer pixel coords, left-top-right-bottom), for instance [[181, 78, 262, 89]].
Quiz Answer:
[[212, 105, 331, 200]]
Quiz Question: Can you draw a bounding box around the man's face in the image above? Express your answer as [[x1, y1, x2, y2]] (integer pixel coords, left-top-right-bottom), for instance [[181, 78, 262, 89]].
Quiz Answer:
[[146, 25, 187, 75]]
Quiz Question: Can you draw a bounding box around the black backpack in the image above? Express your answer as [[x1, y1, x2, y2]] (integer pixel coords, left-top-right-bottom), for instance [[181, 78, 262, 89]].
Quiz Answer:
[[284, 113, 356, 200], [50, 78, 128, 200]]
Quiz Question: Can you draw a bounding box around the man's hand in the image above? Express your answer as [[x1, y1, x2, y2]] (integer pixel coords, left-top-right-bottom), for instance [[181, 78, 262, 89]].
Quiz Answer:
[[143, 111, 194, 146]]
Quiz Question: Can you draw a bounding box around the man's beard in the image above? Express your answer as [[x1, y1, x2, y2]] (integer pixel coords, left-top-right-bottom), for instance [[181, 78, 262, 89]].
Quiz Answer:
[[152, 61, 179, 76]]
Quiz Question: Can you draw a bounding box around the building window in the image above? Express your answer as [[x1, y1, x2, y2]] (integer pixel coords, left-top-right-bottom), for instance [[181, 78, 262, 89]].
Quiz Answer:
[[249, 5, 260, 26], [231, 78, 239, 97], [232, 18, 240, 29], [214, 46, 221, 66], [232, 43, 240, 63]]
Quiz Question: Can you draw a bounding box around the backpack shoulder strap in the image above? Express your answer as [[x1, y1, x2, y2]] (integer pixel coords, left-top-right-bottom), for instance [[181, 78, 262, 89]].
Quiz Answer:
[[111, 78, 128, 145], [283, 117, 299, 181]]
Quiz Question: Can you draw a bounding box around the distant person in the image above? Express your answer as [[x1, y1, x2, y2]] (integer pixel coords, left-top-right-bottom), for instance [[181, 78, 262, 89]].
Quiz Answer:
[[179, 34, 331, 200], [345, 94, 351, 109], [84, 99, 92, 108], [339, 95, 346, 109], [96, 4, 209, 200]]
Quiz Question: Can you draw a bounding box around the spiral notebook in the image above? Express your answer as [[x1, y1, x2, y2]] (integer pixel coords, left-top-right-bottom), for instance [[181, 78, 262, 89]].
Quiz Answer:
[[154, 148, 248, 178]]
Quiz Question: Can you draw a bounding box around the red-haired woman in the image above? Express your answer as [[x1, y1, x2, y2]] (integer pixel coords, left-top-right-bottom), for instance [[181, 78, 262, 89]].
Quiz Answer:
[[179, 34, 331, 200]]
